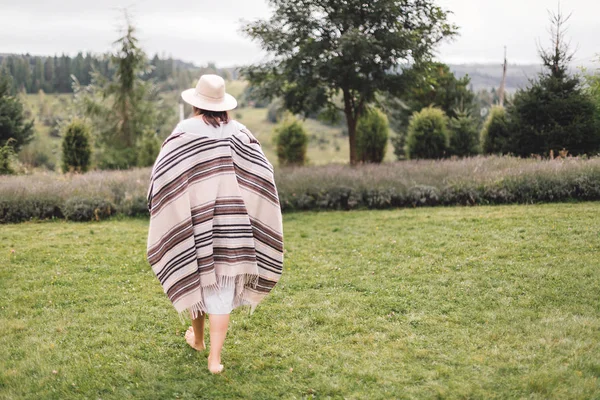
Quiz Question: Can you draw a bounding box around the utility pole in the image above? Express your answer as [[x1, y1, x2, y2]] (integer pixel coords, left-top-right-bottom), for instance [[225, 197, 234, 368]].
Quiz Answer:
[[498, 46, 507, 106]]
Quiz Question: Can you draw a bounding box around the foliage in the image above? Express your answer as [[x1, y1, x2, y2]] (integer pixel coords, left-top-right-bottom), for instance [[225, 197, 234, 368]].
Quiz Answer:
[[0, 138, 17, 174], [505, 9, 600, 157], [273, 117, 309, 166], [0, 51, 218, 94], [385, 62, 476, 158], [136, 129, 161, 167], [3, 156, 600, 222], [355, 108, 389, 163], [448, 111, 480, 157], [61, 119, 92, 173], [73, 19, 167, 169], [480, 106, 511, 154], [583, 57, 600, 109], [62, 197, 115, 221], [242, 0, 457, 164], [0, 73, 34, 152], [405, 107, 449, 159]]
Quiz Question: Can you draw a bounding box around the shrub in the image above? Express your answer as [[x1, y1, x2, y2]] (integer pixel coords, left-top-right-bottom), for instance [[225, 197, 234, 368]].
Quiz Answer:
[[63, 197, 115, 222], [0, 197, 63, 223], [448, 112, 480, 157], [1, 156, 600, 222], [480, 106, 511, 154], [136, 130, 161, 167], [0, 139, 16, 175], [356, 108, 389, 163], [405, 107, 449, 159], [273, 117, 308, 166], [62, 119, 92, 173]]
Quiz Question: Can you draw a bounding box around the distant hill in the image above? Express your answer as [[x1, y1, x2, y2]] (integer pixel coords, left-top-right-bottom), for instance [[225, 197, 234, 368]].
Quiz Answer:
[[448, 63, 544, 92], [1, 51, 585, 95]]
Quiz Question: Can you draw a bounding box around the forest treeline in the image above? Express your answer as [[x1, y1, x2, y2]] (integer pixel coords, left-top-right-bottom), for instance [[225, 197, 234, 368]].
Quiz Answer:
[[0, 52, 234, 94]]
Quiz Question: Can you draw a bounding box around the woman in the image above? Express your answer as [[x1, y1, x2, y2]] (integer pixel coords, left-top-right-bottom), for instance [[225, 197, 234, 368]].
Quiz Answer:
[[146, 74, 284, 374]]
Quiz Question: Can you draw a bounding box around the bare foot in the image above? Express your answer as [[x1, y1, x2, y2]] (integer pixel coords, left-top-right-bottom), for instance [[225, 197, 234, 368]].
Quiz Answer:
[[185, 327, 206, 351], [208, 354, 224, 374]]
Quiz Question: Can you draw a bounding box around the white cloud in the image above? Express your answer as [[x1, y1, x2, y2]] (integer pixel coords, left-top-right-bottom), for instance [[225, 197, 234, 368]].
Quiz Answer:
[[0, 0, 597, 66]]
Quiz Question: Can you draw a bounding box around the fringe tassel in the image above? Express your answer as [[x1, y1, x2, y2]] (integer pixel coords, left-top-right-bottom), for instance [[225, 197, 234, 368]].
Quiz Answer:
[[177, 273, 260, 324]]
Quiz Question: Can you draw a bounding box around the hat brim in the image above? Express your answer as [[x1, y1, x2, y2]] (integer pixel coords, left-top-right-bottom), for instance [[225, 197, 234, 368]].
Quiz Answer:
[[181, 88, 238, 112]]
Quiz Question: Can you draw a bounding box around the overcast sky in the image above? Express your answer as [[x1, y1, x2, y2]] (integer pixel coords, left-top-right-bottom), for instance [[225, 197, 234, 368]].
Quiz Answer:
[[0, 0, 598, 67]]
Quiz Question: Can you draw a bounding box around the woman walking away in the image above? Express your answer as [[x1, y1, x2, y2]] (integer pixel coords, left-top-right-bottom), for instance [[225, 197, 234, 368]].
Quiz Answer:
[[146, 74, 284, 374]]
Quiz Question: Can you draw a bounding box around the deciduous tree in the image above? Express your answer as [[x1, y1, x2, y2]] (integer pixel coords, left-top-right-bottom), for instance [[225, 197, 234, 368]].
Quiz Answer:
[[242, 0, 456, 164]]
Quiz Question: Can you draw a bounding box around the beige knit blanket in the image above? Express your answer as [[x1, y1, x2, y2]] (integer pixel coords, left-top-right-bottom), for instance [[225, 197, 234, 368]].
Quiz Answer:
[[146, 125, 283, 319]]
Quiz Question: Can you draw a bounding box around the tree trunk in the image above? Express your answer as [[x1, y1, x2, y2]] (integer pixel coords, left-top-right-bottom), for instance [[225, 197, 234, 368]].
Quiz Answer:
[[343, 88, 358, 165], [347, 116, 358, 165]]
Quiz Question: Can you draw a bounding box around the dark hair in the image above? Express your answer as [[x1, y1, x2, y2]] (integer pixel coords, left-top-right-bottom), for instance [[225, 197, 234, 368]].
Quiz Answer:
[[193, 107, 230, 128]]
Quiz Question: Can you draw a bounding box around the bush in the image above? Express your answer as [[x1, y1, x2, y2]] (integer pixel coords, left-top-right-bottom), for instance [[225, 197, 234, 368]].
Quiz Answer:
[[0, 197, 63, 223], [62, 119, 92, 173], [448, 112, 480, 157], [63, 197, 115, 222], [19, 144, 55, 170], [136, 130, 161, 167], [405, 107, 449, 159], [1, 156, 600, 222], [480, 106, 511, 154], [356, 108, 389, 163], [0, 139, 16, 175], [273, 117, 309, 166]]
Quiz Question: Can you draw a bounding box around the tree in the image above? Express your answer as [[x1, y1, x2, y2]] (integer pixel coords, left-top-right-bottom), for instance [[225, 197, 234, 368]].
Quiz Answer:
[[405, 106, 449, 159], [242, 0, 457, 164], [32, 57, 44, 92], [583, 56, 600, 109], [273, 117, 309, 166], [0, 138, 16, 174], [356, 107, 389, 163], [0, 73, 34, 152], [448, 110, 480, 157], [506, 7, 600, 156], [136, 129, 161, 167], [480, 106, 510, 154], [384, 62, 476, 158], [74, 16, 165, 169], [62, 119, 92, 173]]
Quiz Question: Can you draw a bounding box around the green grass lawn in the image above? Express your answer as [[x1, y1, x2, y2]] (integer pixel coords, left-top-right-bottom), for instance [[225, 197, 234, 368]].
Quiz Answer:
[[1, 203, 599, 399]]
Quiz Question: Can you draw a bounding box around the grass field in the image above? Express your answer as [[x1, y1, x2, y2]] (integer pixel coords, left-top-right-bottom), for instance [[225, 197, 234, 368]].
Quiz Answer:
[[1, 203, 599, 399]]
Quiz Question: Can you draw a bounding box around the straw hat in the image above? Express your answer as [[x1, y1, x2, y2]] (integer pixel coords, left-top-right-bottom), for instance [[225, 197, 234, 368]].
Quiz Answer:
[[181, 74, 237, 112]]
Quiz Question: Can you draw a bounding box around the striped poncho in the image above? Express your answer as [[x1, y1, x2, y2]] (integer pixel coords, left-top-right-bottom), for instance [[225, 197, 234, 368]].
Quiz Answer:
[[146, 124, 283, 319]]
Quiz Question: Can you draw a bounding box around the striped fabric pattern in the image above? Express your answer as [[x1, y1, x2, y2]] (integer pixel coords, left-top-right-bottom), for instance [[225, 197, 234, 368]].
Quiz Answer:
[[146, 126, 283, 319]]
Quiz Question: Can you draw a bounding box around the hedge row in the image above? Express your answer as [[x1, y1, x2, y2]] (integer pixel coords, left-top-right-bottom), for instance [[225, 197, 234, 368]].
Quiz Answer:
[[1, 156, 599, 223]]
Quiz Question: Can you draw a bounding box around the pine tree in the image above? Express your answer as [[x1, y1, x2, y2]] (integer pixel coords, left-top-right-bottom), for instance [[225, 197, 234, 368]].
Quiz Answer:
[[74, 15, 164, 169], [507, 7, 600, 156], [0, 72, 34, 152]]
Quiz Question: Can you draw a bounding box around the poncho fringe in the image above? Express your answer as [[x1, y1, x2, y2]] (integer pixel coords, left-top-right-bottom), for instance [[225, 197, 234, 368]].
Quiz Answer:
[[146, 124, 284, 321]]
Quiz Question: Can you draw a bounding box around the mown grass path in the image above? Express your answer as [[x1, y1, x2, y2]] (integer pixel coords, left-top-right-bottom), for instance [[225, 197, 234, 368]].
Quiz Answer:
[[1, 203, 599, 399]]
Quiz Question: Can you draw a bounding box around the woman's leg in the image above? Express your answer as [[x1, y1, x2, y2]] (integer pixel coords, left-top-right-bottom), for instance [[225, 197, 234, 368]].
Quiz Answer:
[[207, 313, 230, 373], [185, 311, 206, 351]]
